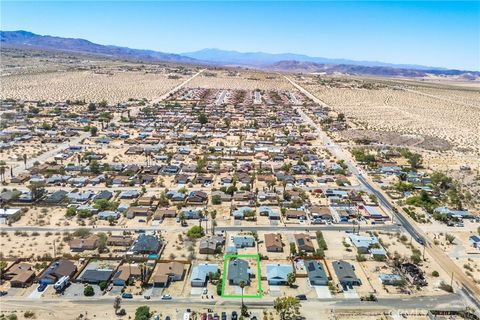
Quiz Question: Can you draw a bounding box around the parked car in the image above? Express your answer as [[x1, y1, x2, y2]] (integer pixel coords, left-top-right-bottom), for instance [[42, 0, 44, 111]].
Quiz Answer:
[[221, 312, 227, 320], [144, 295, 151, 300], [231, 311, 238, 320], [37, 283, 48, 292], [122, 293, 133, 299], [295, 294, 307, 300], [161, 294, 172, 300], [0, 291, 8, 296]]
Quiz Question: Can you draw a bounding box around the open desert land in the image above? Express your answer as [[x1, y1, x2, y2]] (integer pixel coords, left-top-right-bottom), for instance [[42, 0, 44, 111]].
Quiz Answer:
[[188, 70, 295, 91], [1, 51, 480, 319], [298, 75, 480, 155], [0, 49, 199, 103]]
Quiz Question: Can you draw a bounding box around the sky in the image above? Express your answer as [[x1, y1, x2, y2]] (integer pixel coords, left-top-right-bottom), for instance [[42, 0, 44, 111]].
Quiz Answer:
[[1, 1, 479, 70]]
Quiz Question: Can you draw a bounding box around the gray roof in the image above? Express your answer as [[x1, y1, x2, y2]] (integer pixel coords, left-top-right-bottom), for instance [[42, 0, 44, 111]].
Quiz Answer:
[[227, 259, 249, 283], [332, 260, 360, 283], [305, 260, 328, 284]]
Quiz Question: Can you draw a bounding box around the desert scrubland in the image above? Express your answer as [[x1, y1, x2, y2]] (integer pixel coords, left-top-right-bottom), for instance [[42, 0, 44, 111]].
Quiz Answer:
[[301, 76, 480, 154]]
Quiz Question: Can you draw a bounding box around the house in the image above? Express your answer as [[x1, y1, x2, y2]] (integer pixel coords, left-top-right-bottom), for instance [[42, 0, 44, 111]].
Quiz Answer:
[[93, 190, 113, 201], [265, 233, 283, 252], [174, 174, 191, 184], [294, 234, 314, 252], [227, 259, 250, 286], [348, 234, 380, 254], [107, 235, 133, 247], [285, 209, 307, 220], [379, 273, 404, 286], [0, 208, 21, 220], [44, 190, 68, 204], [181, 208, 203, 219], [112, 264, 142, 286], [97, 211, 120, 220], [232, 207, 255, 220], [190, 263, 219, 287], [469, 235, 480, 249], [39, 260, 77, 285], [232, 236, 255, 248], [167, 191, 187, 202], [126, 206, 151, 219], [187, 191, 208, 203], [69, 235, 99, 252], [67, 191, 94, 203], [118, 190, 140, 199], [266, 264, 293, 285], [305, 260, 328, 286], [332, 260, 361, 288], [434, 207, 472, 219], [78, 269, 114, 284], [4, 263, 35, 288], [309, 206, 333, 222], [129, 234, 161, 255], [152, 262, 185, 287], [199, 236, 224, 254], [153, 208, 177, 221]]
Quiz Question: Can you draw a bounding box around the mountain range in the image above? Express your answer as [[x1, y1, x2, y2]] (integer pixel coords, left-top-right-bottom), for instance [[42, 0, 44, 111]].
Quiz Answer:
[[1, 30, 478, 78]]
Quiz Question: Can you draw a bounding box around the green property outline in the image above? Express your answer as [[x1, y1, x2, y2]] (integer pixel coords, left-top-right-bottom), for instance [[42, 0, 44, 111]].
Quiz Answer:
[[220, 253, 263, 298]]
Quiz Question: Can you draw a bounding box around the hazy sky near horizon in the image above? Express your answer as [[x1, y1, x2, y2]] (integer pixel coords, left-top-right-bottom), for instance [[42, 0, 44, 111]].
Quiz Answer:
[[1, 1, 479, 70]]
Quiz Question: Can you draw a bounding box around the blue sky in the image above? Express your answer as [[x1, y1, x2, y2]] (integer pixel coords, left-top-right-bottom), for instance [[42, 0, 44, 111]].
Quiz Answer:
[[1, 1, 479, 70]]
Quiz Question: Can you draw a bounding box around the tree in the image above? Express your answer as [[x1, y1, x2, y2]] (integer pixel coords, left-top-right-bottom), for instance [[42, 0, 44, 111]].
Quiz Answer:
[[186, 225, 205, 239], [90, 126, 98, 136], [239, 280, 247, 316], [274, 296, 301, 320], [135, 306, 150, 320], [286, 272, 296, 287], [88, 103, 96, 112], [84, 285, 94, 296], [198, 113, 208, 125], [113, 296, 122, 315]]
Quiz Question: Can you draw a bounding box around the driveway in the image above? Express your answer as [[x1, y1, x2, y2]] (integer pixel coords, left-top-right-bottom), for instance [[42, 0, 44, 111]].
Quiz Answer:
[[314, 285, 332, 299], [343, 287, 359, 299]]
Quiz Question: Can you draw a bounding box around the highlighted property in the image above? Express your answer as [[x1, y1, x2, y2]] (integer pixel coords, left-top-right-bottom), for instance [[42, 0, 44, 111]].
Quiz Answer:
[[221, 253, 262, 298]]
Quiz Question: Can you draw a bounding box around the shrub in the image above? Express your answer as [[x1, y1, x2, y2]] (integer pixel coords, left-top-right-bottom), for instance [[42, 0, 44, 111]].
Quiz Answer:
[[186, 226, 205, 239], [432, 271, 439, 277], [135, 306, 150, 320], [84, 285, 94, 296]]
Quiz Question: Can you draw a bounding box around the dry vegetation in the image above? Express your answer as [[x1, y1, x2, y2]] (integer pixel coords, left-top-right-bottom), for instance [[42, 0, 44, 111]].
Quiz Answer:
[[301, 76, 480, 154]]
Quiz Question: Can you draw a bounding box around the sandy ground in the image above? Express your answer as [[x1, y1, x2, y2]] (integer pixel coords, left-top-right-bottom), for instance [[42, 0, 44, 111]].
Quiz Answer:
[[299, 76, 480, 154]]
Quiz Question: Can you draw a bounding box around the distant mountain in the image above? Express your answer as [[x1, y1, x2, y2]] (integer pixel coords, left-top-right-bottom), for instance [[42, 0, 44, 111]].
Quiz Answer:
[[182, 48, 442, 70], [269, 60, 480, 78], [0, 30, 199, 64], [1, 31, 478, 78]]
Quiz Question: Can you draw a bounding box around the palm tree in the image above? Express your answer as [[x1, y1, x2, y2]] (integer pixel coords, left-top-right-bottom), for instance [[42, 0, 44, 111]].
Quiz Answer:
[[239, 280, 246, 313]]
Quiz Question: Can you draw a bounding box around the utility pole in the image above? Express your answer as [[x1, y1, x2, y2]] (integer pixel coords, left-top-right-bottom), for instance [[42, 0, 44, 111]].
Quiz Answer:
[[53, 239, 56, 258]]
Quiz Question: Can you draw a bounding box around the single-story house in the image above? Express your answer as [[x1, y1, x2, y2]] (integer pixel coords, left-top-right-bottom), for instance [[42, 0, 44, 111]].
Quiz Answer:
[[152, 262, 185, 287], [227, 259, 250, 286], [265, 233, 283, 252], [305, 260, 328, 286], [294, 234, 315, 252], [190, 263, 219, 287], [332, 260, 361, 288], [266, 264, 293, 285]]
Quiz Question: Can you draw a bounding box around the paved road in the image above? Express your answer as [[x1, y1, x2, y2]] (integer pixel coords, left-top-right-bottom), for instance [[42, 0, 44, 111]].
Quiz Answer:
[[151, 69, 204, 104], [284, 75, 480, 312], [0, 223, 399, 234], [0, 292, 465, 312], [10, 131, 90, 177]]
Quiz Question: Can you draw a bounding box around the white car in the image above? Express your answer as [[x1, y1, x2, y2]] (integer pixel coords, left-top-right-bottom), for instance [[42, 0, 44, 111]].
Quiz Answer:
[[161, 294, 172, 300]]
